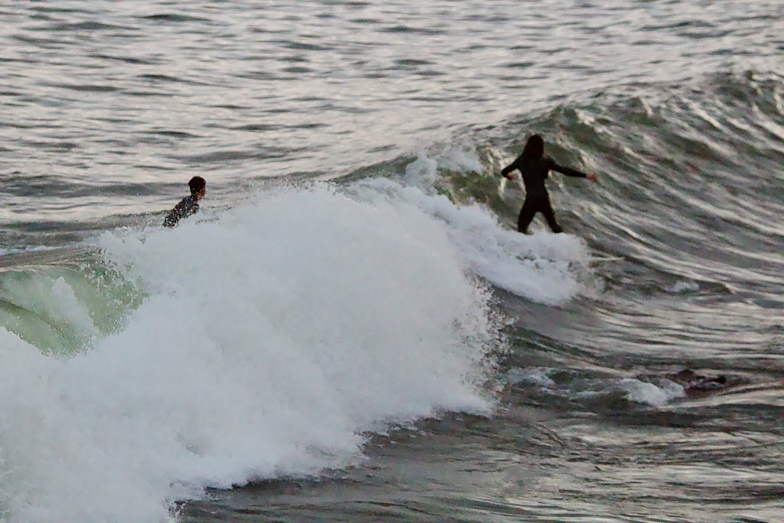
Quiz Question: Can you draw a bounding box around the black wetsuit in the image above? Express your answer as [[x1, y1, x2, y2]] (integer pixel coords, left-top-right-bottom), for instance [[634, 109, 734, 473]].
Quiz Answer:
[[501, 154, 587, 233], [163, 195, 199, 227]]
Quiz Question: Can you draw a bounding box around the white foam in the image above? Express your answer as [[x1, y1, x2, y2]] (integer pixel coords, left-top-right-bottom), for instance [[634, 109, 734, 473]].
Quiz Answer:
[[504, 367, 557, 388], [364, 157, 591, 305], [0, 183, 498, 523], [403, 145, 484, 190], [617, 378, 685, 407], [665, 280, 700, 293]]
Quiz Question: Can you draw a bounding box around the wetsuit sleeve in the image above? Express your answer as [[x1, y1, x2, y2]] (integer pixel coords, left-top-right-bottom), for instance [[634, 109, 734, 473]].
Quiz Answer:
[[163, 197, 191, 227], [163, 202, 184, 227], [550, 160, 587, 178], [501, 155, 524, 176]]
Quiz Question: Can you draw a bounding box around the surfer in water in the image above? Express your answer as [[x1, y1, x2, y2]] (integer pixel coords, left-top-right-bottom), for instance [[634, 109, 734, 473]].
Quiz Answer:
[[163, 176, 206, 227], [501, 134, 597, 234], [668, 369, 730, 395]]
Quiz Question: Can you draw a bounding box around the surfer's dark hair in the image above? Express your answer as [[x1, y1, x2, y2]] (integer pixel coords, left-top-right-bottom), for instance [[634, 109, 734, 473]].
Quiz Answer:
[[522, 134, 545, 159], [188, 176, 206, 194]]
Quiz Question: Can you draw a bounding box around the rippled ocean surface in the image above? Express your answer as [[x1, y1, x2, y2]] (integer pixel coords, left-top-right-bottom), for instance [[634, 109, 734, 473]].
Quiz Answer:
[[1, 1, 782, 522]]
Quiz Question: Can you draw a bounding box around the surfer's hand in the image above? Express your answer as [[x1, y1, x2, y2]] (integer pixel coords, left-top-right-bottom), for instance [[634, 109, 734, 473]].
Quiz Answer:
[[586, 173, 598, 182], [503, 172, 514, 180]]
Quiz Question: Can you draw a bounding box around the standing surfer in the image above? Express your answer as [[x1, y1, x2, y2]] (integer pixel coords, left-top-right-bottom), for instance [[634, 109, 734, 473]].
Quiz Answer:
[[501, 134, 597, 234]]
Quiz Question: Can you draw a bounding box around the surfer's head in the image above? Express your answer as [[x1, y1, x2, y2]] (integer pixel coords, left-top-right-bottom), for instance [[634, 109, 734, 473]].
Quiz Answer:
[[523, 134, 545, 159], [188, 176, 206, 200]]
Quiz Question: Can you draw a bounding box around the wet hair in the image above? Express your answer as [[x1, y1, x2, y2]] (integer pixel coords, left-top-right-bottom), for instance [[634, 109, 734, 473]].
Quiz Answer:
[[188, 176, 206, 194], [522, 134, 545, 159]]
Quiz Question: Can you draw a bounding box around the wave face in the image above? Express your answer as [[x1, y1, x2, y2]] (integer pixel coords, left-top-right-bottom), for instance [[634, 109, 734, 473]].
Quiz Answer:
[[453, 70, 783, 305], [546, 71, 784, 304]]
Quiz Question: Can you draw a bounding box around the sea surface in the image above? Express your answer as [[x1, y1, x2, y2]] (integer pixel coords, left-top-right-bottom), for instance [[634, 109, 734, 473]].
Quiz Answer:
[[1, 1, 782, 522]]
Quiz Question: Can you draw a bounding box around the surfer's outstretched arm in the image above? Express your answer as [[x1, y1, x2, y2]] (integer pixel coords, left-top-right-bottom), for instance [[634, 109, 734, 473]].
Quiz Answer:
[[551, 161, 598, 181]]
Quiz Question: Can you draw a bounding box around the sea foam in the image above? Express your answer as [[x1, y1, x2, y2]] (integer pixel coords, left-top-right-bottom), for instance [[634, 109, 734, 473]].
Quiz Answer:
[[0, 182, 496, 523]]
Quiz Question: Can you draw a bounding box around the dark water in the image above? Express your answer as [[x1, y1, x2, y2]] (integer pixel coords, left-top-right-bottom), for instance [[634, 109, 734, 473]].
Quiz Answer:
[[0, 2, 782, 522]]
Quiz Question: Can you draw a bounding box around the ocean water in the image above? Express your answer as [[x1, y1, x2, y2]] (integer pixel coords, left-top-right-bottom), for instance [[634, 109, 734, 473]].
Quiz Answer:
[[0, 1, 782, 522]]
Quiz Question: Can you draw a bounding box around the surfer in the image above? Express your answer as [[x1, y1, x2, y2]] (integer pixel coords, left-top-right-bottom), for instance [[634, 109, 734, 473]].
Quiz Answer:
[[501, 134, 597, 234], [163, 176, 206, 227], [668, 369, 730, 394]]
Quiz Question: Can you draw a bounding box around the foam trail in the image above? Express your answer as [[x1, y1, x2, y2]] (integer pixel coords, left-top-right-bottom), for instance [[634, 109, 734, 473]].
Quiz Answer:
[[0, 183, 497, 523]]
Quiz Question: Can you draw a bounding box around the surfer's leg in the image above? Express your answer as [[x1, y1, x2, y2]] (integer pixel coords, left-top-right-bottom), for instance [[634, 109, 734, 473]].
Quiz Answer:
[[541, 197, 563, 233], [517, 199, 538, 234]]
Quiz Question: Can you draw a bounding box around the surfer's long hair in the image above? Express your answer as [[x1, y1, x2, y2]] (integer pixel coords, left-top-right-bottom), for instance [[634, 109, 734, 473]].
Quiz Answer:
[[522, 134, 545, 159]]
